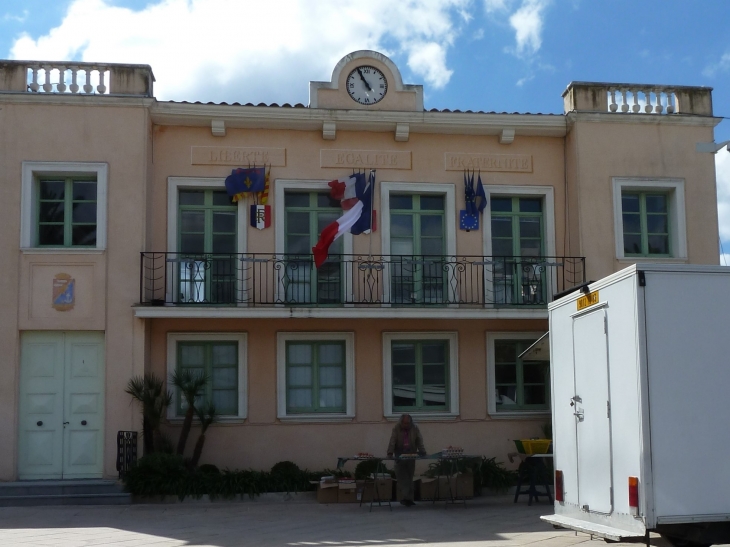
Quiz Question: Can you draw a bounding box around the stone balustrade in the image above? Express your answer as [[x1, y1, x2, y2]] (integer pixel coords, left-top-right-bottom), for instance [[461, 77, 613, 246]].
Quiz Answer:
[[563, 81, 713, 116], [0, 60, 155, 97]]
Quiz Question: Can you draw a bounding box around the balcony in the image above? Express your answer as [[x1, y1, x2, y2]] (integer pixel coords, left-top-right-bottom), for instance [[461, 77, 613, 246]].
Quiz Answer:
[[136, 253, 585, 319]]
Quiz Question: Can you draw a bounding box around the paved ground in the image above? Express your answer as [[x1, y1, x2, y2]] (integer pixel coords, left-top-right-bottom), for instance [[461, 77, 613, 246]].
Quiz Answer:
[[0, 495, 676, 547]]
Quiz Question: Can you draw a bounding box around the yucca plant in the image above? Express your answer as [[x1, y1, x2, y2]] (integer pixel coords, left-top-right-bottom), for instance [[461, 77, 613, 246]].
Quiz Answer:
[[125, 373, 173, 454], [190, 402, 218, 468], [171, 369, 208, 456]]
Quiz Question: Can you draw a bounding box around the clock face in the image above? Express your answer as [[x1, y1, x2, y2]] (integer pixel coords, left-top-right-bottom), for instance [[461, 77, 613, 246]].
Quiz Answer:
[[346, 65, 387, 105]]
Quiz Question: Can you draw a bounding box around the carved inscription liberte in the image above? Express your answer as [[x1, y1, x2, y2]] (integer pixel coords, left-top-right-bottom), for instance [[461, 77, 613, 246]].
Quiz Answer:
[[320, 149, 411, 169], [444, 153, 532, 172], [191, 147, 286, 166]]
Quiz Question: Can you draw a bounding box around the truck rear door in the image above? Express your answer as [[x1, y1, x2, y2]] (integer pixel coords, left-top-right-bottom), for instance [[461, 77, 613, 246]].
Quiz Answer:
[[572, 305, 613, 514]]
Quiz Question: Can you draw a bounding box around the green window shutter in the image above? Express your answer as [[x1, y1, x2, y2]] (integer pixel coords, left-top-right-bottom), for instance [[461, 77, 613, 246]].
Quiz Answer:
[[622, 192, 670, 257], [494, 339, 549, 412], [37, 178, 97, 247], [392, 339, 449, 412], [177, 341, 238, 416], [286, 340, 346, 413]]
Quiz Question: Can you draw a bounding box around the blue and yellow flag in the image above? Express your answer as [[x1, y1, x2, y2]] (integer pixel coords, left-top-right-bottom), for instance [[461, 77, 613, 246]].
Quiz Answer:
[[225, 167, 266, 202]]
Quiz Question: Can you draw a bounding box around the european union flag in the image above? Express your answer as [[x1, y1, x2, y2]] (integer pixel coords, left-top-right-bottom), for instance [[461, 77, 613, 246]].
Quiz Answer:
[[225, 167, 266, 202]]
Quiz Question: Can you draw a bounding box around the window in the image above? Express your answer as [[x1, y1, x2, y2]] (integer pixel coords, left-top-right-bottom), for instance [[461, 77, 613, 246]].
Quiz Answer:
[[486, 332, 549, 416], [380, 182, 456, 306], [21, 162, 108, 250], [612, 178, 686, 260], [276, 332, 355, 421], [36, 178, 97, 247], [286, 340, 346, 413], [392, 339, 449, 411], [382, 332, 459, 419], [490, 196, 546, 304], [390, 194, 445, 303], [177, 189, 237, 303], [284, 191, 342, 304], [167, 333, 247, 421], [621, 192, 670, 256]]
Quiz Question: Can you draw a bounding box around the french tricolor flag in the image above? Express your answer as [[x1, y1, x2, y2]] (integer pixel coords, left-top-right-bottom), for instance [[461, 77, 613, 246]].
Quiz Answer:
[[312, 172, 373, 268]]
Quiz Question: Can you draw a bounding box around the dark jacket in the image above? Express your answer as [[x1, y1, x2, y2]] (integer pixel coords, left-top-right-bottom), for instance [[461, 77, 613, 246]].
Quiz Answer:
[[387, 422, 426, 456]]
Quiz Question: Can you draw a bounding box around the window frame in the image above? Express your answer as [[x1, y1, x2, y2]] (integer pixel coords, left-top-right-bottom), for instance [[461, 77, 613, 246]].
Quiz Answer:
[[166, 332, 248, 422], [612, 178, 686, 261], [382, 331, 459, 420], [276, 332, 355, 422], [21, 162, 108, 251], [486, 331, 550, 418], [284, 339, 347, 414]]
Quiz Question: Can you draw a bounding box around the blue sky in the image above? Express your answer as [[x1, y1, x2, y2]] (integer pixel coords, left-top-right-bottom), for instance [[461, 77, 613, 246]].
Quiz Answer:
[[2, 0, 729, 258]]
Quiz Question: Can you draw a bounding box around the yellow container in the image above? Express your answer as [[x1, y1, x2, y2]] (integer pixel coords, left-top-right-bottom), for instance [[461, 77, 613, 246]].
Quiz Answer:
[[515, 439, 552, 454]]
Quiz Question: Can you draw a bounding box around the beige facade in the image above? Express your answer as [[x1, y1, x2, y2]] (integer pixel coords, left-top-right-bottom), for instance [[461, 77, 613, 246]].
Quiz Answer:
[[0, 53, 720, 480]]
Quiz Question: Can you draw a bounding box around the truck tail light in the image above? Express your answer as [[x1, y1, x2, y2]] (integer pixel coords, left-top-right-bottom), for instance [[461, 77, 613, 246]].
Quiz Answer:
[[628, 476, 639, 515], [555, 470, 564, 502]]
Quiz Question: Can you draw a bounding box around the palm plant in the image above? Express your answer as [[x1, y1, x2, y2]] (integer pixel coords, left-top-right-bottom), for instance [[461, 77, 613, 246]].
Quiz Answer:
[[171, 368, 208, 456], [125, 373, 173, 454], [190, 402, 218, 468]]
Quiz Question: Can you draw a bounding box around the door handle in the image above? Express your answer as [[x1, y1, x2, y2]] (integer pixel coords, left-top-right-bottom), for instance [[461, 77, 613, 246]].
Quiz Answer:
[[63, 421, 70, 425], [574, 410, 584, 421]]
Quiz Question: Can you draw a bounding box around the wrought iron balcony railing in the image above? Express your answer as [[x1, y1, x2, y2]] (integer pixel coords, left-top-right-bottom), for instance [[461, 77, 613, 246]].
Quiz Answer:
[[139, 253, 586, 308]]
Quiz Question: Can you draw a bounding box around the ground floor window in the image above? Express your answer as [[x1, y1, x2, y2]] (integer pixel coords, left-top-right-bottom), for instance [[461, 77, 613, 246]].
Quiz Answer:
[[276, 332, 355, 420], [167, 333, 248, 420], [487, 333, 550, 416], [286, 340, 346, 413], [382, 332, 459, 419]]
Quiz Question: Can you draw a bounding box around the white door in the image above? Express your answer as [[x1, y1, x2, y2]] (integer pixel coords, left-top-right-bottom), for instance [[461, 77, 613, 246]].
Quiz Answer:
[[572, 308, 613, 514], [19, 332, 105, 480]]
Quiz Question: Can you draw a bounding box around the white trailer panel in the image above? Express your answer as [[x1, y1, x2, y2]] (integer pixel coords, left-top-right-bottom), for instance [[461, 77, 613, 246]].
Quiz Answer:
[[542, 265, 730, 546]]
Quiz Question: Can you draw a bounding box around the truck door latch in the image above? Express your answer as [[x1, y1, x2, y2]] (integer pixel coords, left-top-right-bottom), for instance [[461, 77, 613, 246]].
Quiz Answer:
[[574, 410, 584, 421]]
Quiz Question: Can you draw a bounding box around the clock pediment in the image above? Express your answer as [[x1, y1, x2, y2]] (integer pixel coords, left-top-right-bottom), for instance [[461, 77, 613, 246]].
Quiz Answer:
[[310, 50, 423, 112]]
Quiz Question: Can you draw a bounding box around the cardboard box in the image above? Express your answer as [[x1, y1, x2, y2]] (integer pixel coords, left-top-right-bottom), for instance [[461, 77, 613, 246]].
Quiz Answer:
[[418, 474, 475, 500], [418, 476, 450, 500], [359, 477, 393, 502], [315, 482, 339, 504], [452, 473, 474, 499], [338, 482, 358, 503]]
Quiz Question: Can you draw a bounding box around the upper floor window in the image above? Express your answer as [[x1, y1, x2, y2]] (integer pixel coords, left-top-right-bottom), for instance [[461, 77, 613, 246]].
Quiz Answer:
[[36, 178, 97, 247], [284, 191, 342, 304], [177, 189, 237, 303], [21, 162, 108, 251], [612, 178, 686, 261], [490, 197, 545, 304], [621, 192, 670, 257]]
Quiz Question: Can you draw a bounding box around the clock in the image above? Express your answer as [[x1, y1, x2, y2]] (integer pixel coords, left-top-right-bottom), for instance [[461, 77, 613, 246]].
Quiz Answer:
[[346, 65, 387, 105]]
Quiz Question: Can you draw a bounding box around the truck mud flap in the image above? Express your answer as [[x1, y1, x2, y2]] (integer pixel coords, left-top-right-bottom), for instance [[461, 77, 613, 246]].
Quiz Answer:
[[541, 515, 645, 542]]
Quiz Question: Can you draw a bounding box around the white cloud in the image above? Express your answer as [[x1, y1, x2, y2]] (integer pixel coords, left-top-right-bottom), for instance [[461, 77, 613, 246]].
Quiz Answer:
[[508, 0, 548, 57], [3, 9, 29, 23], [9, 0, 470, 103], [483, 0, 511, 12], [703, 52, 730, 78], [716, 149, 730, 245]]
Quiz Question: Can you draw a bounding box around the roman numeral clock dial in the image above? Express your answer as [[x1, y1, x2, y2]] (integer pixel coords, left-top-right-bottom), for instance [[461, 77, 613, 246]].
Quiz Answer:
[[346, 65, 387, 105]]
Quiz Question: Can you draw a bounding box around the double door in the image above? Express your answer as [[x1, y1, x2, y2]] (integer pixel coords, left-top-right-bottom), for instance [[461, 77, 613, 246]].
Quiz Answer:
[[18, 332, 105, 479]]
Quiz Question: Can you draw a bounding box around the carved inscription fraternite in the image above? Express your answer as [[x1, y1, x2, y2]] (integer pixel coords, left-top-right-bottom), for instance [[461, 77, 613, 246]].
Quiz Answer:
[[444, 153, 532, 172]]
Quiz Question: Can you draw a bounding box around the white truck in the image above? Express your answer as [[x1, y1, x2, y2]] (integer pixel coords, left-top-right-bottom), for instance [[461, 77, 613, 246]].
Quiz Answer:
[[541, 264, 730, 547]]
